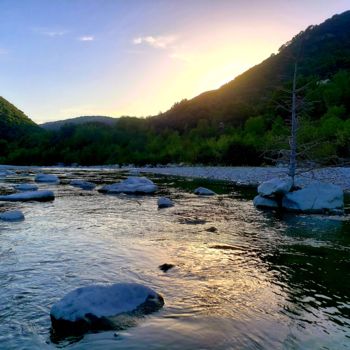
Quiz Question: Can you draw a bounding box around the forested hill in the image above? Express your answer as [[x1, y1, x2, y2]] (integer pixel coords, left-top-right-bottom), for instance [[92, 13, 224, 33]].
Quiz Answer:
[[151, 10, 350, 131], [41, 116, 118, 131], [0, 96, 39, 140], [1, 10, 350, 166]]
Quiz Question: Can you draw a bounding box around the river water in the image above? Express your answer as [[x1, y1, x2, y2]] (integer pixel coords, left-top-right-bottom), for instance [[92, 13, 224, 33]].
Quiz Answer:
[[0, 168, 349, 349]]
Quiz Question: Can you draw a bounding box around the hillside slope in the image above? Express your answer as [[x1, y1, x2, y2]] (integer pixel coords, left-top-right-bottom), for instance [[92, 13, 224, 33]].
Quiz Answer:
[[151, 10, 350, 131], [0, 97, 39, 140]]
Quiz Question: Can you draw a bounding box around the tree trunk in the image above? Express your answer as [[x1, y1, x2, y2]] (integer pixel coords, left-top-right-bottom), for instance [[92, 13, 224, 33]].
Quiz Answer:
[[288, 62, 298, 187]]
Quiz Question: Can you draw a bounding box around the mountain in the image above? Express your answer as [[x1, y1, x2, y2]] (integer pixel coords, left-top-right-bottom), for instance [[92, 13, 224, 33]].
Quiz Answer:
[[150, 10, 350, 131], [2, 10, 350, 166], [0, 96, 39, 140], [41, 115, 118, 130]]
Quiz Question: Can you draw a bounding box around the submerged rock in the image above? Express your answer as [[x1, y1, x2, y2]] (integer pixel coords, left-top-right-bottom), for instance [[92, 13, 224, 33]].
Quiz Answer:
[[157, 197, 174, 208], [194, 187, 216, 196], [70, 180, 96, 190], [0, 190, 55, 202], [253, 195, 279, 209], [100, 177, 157, 194], [35, 174, 59, 183], [14, 183, 38, 191], [258, 178, 292, 197], [159, 263, 175, 272], [282, 183, 344, 214], [50, 283, 164, 336], [205, 226, 218, 233], [0, 210, 25, 222]]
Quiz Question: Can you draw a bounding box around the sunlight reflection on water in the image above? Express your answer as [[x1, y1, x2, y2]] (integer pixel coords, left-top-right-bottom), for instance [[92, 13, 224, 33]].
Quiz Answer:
[[0, 168, 349, 349]]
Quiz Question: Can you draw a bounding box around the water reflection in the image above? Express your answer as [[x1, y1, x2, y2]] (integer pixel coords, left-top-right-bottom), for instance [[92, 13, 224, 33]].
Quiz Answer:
[[0, 168, 349, 349]]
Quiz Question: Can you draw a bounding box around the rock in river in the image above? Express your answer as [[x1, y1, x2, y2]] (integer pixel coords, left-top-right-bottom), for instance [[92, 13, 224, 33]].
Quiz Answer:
[[194, 187, 216, 196], [157, 197, 174, 208], [282, 183, 344, 214], [253, 195, 279, 209], [0, 210, 25, 222], [258, 177, 292, 197], [70, 180, 96, 190], [100, 177, 157, 194], [14, 183, 38, 191], [50, 283, 164, 336], [35, 173, 59, 183], [0, 190, 55, 202]]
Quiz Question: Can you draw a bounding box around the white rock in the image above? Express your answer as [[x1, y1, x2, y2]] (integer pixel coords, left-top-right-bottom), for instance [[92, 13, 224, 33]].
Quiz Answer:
[[253, 195, 279, 209], [70, 180, 96, 190], [282, 183, 344, 214], [0, 170, 15, 177], [100, 177, 157, 194], [0, 190, 55, 202], [158, 197, 174, 208], [258, 177, 293, 197], [14, 183, 38, 191], [50, 283, 164, 334], [35, 173, 59, 183], [194, 187, 216, 196], [0, 210, 25, 221]]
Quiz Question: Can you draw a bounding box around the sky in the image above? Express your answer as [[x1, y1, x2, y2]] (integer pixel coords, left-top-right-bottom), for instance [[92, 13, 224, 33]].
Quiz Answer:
[[0, 1, 349, 123]]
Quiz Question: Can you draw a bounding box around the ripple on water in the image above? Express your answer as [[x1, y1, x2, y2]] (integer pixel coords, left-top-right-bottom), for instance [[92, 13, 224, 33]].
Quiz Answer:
[[0, 169, 350, 349]]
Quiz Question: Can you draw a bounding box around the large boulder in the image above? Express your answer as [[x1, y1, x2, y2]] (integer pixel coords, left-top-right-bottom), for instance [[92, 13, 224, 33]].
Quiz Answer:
[[258, 178, 293, 197], [35, 173, 59, 183], [14, 183, 38, 191], [194, 187, 216, 196], [0, 190, 55, 202], [282, 183, 344, 214], [0, 210, 25, 221], [70, 180, 96, 190], [99, 177, 157, 194], [50, 283, 164, 337], [253, 195, 279, 209]]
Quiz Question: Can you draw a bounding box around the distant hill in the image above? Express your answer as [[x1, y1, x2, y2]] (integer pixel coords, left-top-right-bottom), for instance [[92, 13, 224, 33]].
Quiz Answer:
[[150, 10, 350, 130], [41, 115, 118, 130], [0, 96, 39, 140]]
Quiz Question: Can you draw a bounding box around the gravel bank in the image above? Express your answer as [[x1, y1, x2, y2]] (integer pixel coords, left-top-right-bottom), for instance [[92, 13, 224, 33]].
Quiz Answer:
[[139, 166, 350, 192]]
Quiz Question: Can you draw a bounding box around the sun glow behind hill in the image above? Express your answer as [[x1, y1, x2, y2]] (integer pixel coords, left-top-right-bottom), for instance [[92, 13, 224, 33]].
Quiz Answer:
[[0, 0, 349, 122]]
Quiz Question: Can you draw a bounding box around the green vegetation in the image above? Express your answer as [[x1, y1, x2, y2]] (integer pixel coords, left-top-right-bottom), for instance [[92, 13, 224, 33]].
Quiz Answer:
[[1, 11, 350, 166]]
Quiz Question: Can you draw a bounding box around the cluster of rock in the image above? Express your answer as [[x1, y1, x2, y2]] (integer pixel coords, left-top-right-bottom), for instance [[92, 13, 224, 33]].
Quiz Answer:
[[0, 171, 166, 338], [254, 178, 344, 214]]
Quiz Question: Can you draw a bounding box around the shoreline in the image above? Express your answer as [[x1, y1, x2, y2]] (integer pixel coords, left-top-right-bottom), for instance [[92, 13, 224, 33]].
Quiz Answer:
[[138, 166, 350, 192], [2, 164, 350, 192]]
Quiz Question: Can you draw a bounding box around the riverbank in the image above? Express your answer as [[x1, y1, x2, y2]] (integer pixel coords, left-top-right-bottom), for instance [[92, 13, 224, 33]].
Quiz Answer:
[[138, 166, 350, 192], [2, 164, 350, 192]]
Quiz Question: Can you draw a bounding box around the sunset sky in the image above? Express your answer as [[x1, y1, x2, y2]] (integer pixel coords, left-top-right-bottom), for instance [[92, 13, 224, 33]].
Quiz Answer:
[[0, 0, 349, 123]]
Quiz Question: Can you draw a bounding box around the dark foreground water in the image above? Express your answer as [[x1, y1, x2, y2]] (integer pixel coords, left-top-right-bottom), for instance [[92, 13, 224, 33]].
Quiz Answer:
[[0, 168, 349, 349]]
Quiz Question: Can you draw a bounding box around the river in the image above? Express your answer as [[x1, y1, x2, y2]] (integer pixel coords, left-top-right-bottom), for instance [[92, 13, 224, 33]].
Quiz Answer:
[[0, 168, 349, 349]]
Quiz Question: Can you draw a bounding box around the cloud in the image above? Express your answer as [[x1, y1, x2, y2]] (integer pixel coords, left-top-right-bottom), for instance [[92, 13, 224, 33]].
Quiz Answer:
[[78, 36, 94, 41], [32, 27, 68, 37], [40, 30, 67, 37], [0, 48, 9, 55], [132, 35, 176, 49]]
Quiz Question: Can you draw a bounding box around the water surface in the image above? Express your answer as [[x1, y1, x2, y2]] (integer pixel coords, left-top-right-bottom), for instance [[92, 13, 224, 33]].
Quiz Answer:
[[0, 168, 349, 349]]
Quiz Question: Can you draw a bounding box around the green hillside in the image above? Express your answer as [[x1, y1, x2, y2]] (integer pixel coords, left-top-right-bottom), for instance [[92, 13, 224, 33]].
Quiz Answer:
[[0, 96, 39, 139], [151, 11, 350, 131]]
